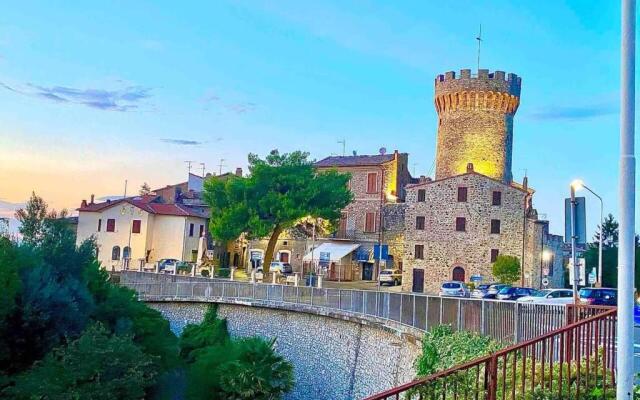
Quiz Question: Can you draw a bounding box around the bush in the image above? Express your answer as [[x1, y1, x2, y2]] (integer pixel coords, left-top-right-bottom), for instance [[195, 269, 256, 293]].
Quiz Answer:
[[217, 268, 231, 278], [492, 255, 521, 284], [200, 269, 210, 277], [180, 305, 230, 364]]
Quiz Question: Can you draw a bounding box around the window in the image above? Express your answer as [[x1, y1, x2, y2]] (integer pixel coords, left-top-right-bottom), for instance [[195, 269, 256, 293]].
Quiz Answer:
[[366, 172, 378, 193], [492, 191, 502, 206], [111, 246, 121, 261], [189, 223, 195, 237], [490, 219, 501, 234], [106, 219, 115, 232], [457, 187, 468, 202], [123, 246, 131, 259], [415, 216, 426, 230], [97, 219, 102, 232], [490, 249, 499, 263], [417, 189, 426, 202], [199, 224, 205, 237], [364, 212, 377, 233], [414, 244, 424, 259], [455, 217, 466, 232], [132, 219, 141, 234]]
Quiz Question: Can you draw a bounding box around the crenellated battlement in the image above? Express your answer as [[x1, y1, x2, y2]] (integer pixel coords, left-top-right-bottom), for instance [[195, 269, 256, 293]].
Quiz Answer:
[[435, 69, 521, 98]]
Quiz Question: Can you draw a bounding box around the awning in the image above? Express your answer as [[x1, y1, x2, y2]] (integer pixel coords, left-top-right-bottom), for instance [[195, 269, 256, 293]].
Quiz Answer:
[[303, 242, 360, 262]]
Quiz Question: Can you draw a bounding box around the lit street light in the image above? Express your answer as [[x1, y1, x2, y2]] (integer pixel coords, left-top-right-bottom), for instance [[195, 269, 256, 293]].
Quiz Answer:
[[570, 179, 603, 286]]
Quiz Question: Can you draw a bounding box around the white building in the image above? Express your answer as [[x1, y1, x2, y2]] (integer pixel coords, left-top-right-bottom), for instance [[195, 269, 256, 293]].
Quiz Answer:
[[76, 194, 208, 271]]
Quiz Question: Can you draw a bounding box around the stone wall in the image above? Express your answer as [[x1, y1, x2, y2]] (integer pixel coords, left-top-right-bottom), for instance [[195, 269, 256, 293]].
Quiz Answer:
[[148, 302, 421, 400]]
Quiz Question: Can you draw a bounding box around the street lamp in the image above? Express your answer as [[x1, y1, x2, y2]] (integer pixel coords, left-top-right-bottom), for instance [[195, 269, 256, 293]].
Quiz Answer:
[[540, 249, 552, 289], [571, 179, 603, 286]]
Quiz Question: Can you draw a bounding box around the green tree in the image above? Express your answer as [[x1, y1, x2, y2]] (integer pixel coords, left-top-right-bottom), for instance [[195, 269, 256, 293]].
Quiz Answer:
[[593, 213, 619, 249], [204, 149, 352, 273], [139, 182, 152, 195], [6, 324, 157, 400], [492, 255, 521, 284], [15, 192, 50, 245], [179, 305, 230, 364]]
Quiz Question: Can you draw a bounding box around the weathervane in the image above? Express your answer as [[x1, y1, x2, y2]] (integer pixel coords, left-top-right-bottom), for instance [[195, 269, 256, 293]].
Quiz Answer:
[[476, 24, 482, 71]]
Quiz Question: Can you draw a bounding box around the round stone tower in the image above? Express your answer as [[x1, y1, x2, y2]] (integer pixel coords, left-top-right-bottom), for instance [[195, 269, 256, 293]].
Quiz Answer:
[[434, 69, 521, 183]]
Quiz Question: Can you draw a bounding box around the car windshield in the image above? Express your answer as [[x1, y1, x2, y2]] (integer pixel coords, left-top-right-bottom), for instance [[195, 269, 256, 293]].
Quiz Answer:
[[498, 287, 513, 294], [477, 284, 490, 290], [579, 289, 595, 298], [442, 283, 461, 289], [270, 262, 280, 266], [532, 290, 551, 297]]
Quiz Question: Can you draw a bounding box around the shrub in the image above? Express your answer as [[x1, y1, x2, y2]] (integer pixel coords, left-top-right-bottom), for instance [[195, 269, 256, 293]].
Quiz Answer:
[[492, 255, 521, 284]]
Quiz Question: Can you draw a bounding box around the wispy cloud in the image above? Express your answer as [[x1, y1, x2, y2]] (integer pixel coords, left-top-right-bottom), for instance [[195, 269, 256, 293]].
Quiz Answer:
[[528, 104, 617, 121], [161, 138, 204, 146], [0, 81, 153, 111], [201, 91, 256, 114], [0, 199, 24, 219], [225, 102, 256, 114]]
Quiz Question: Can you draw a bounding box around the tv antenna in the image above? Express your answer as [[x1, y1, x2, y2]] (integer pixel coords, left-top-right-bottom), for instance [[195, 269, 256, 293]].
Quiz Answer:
[[476, 24, 482, 71], [337, 138, 346, 156], [184, 160, 194, 174], [199, 162, 206, 177], [218, 158, 226, 175], [412, 162, 419, 177]]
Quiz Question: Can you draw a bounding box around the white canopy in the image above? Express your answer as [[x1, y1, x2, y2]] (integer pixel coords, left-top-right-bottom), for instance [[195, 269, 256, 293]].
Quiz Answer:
[[303, 242, 360, 262]]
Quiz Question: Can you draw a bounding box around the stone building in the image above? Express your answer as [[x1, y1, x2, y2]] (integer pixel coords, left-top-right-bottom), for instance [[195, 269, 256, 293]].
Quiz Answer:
[[402, 69, 564, 293]]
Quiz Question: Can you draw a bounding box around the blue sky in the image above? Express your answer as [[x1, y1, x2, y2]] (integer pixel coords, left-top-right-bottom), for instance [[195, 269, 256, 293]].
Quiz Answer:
[[0, 0, 634, 238]]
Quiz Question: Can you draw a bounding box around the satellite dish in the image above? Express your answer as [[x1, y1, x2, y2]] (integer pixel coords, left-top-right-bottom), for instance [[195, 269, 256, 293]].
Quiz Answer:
[[379, 147, 387, 155], [352, 150, 357, 156]]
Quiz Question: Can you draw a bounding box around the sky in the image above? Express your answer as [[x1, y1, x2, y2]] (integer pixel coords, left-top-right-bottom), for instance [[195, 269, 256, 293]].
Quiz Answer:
[[0, 0, 635, 238]]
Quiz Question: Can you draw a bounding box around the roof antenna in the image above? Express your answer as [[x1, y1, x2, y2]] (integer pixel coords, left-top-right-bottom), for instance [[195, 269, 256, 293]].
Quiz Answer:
[[218, 158, 226, 175], [184, 160, 193, 175], [337, 138, 346, 156], [199, 162, 206, 177], [476, 24, 482, 71]]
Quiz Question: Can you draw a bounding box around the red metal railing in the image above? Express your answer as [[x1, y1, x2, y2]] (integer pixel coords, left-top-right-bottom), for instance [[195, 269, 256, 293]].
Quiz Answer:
[[364, 307, 617, 400]]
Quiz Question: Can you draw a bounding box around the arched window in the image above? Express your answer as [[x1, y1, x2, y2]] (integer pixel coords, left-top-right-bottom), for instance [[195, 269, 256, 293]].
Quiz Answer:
[[112, 246, 121, 261], [123, 246, 131, 260], [452, 266, 466, 282]]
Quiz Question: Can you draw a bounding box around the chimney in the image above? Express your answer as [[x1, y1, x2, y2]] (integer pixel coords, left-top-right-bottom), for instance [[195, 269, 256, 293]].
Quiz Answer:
[[466, 163, 474, 173], [81, 199, 87, 208], [235, 167, 243, 177], [419, 175, 427, 183], [523, 176, 528, 191], [90, 194, 95, 204]]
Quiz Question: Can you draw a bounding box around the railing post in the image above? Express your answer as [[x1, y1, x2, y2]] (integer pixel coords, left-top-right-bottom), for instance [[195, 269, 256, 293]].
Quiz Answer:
[[457, 298, 462, 331], [310, 287, 314, 307], [386, 293, 390, 320], [486, 355, 498, 400], [425, 296, 429, 331], [400, 294, 404, 323], [296, 286, 300, 304], [514, 302, 520, 343], [439, 297, 443, 325], [481, 299, 486, 335], [222, 282, 225, 298], [412, 294, 416, 327], [350, 290, 354, 312], [375, 291, 379, 317], [338, 289, 342, 310]]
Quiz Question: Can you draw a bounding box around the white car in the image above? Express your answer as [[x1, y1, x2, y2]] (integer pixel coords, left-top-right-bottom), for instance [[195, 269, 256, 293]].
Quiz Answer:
[[439, 281, 470, 298], [378, 269, 402, 286], [516, 289, 575, 304], [257, 262, 292, 274]]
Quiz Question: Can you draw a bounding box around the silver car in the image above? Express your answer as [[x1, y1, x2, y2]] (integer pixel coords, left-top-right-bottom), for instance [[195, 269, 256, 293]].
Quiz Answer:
[[439, 281, 470, 298]]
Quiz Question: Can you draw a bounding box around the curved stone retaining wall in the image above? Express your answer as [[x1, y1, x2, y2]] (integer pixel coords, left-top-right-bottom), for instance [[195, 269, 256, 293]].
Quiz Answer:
[[148, 301, 421, 400]]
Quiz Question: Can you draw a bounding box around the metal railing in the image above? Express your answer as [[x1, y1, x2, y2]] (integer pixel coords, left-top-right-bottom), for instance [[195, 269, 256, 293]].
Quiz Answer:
[[120, 273, 573, 344], [363, 307, 617, 400]]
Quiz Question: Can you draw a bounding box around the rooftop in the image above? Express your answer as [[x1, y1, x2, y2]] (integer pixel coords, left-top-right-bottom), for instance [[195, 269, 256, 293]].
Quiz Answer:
[[314, 154, 395, 168], [78, 195, 208, 218]]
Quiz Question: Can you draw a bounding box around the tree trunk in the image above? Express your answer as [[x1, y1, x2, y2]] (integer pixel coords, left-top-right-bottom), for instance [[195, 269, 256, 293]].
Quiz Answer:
[[262, 225, 283, 275]]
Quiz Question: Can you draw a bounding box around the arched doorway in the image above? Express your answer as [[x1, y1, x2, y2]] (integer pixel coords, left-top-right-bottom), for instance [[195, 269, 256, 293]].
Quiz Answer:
[[452, 266, 466, 282]]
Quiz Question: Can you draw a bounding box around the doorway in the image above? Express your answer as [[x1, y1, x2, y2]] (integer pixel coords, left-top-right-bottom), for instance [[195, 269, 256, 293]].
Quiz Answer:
[[362, 262, 374, 280], [412, 269, 424, 293], [452, 266, 466, 282]]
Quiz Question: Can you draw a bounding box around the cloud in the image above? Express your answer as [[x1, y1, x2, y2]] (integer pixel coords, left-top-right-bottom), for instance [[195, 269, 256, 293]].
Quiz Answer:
[[161, 138, 204, 146], [0, 81, 153, 111], [225, 102, 256, 114], [0, 199, 24, 219], [201, 91, 256, 114], [528, 104, 617, 120]]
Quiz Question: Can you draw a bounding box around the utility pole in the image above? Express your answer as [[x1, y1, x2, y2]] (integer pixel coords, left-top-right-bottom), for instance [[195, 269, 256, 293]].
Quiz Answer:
[[617, 0, 636, 398], [184, 160, 194, 175], [337, 139, 346, 156], [200, 162, 206, 177], [218, 159, 226, 175], [570, 185, 578, 305]]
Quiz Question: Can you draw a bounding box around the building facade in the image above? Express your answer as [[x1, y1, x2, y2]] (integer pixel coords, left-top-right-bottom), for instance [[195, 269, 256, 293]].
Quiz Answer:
[[76, 195, 208, 271]]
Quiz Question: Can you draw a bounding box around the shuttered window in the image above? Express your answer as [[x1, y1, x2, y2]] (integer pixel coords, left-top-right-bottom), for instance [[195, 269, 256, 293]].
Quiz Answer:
[[366, 172, 378, 193], [492, 191, 502, 206], [490, 249, 499, 263], [415, 216, 425, 230], [455, 217, 466, 232], [457, 187, 468, 202], [414, 244, 424, 259], [106, 219, 116, 232], [132, 219, 141, 234], [364, 212, 377, 233], [417, 189, 426, 202], [490, 219, 501, 234]]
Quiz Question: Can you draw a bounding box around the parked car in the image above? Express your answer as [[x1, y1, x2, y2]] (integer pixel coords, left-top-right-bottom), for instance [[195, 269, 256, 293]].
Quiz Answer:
[[157, 258, 179, 274], [257, 262, 293, 275], [378, 269, 402, 286], [516, 289, 574, 304], [484, 284, 511, 299], [439, 281, 470, 298], [496, 286, 537, 301], [578, 288, 617, 306], [470, 283, 492, 298]]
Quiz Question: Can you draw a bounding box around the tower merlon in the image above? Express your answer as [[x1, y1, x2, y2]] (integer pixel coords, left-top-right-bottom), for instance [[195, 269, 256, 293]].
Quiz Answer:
[[435, 69, 522, 97]]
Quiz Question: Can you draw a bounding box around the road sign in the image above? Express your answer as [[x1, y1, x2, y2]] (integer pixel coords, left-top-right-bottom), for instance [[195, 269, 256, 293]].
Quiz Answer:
[[470, 275, 483, 282], [542, 277, 550, 287], [565, 196, 587, 245], [319, 252, 330, 267], [568, 258, 586, 286], [373, 244, 388, 260], [588, 271, 597, 285]]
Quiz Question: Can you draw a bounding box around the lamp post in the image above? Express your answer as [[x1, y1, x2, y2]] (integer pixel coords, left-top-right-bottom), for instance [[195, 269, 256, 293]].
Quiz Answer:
[[541, 249, 552, 288], [569, 184, 579, 304], [571, 180, 603, 286], [618, 0, 636, 397]]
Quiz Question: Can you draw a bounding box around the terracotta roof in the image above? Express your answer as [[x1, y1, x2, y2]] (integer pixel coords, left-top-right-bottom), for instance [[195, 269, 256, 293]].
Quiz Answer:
[[314, 154, 395, 168], [405, 171, 534, 194], [77, 195, 208, 218]]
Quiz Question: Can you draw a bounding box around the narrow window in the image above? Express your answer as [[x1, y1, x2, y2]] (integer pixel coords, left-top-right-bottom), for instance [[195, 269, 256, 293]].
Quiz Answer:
[[415, 216, 426, 230], [364, 212, 376, 233], [189, 223, 195, 237], [111, 246, 121, 260], [132, 219, 141, 234], [97, 219, 102, 232], [417, 189, 426, 202], [339, 212, 347, 237], [457, 187, 468, 202], [490, 249, 499, 263], [366, 172, 378, 193], [123, 246, 131, 259], [490, 219, 501, 234], [492, 191, 502, 206], [414, 244, 424, 259], [199, 224, 205, 237], [106, 219, 116, 232], [455, 217, 466, 232]]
